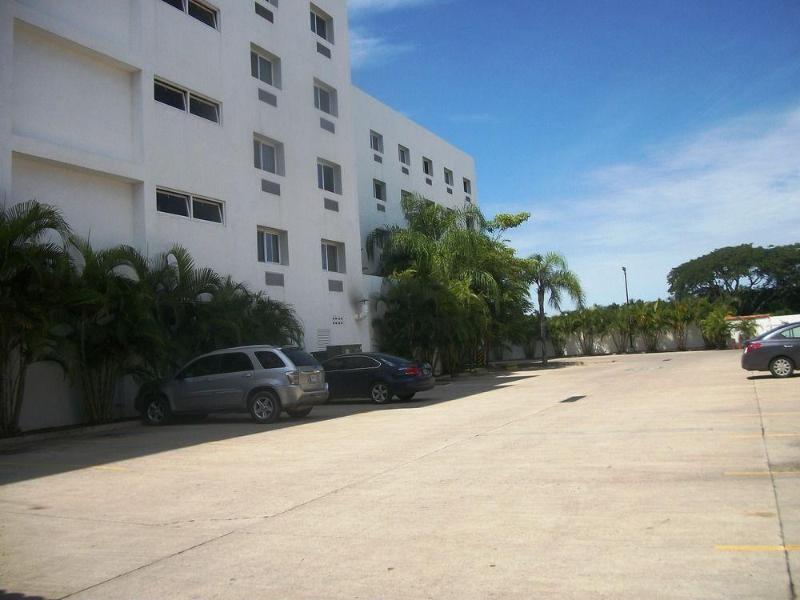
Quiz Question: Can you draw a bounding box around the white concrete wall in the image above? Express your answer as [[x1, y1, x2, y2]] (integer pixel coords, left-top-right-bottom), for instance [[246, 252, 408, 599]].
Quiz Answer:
[[351, 87, 477, 278]]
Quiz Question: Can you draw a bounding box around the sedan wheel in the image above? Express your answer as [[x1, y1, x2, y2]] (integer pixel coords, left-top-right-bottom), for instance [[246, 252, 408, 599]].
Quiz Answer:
[[770, 357, 795, 378], [144, 398, 170, 426], [370, 382, 391, 404], [250, 392, 281, 424]]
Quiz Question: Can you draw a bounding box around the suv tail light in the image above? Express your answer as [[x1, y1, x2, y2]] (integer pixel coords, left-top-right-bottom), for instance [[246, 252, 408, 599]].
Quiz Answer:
[[744, 342, 762, 354], [286, 370, 300, 385]]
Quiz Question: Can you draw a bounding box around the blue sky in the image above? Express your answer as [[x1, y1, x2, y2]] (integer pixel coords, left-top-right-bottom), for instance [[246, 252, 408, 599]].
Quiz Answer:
[[348, 0, 800, 308]]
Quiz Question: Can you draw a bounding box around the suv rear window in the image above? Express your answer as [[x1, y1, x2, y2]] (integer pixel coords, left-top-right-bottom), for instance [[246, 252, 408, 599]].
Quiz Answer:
[[256, 351, 286, 369], [281, 348, 321, 367]]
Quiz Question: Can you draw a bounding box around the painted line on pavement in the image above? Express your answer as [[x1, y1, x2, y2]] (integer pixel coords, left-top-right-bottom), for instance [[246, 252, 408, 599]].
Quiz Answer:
[[731, 412, 800, 417]]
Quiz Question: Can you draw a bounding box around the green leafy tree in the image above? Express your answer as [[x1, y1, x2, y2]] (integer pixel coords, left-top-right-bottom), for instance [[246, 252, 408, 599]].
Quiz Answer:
[[0, 201, 70, 433], [631, 300, 668, 353], [699, 303, 733, 349], [526, 252, 584, 365], [668, 243, 800, 314]]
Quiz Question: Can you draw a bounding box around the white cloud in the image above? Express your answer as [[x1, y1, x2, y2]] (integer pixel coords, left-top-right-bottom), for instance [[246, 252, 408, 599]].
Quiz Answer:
[[503, 106, 800, 306], [349, 27, 414, 70]]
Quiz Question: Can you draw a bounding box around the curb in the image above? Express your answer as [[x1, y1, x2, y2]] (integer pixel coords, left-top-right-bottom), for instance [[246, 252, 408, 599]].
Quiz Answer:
[[0, 419, 142, 452]]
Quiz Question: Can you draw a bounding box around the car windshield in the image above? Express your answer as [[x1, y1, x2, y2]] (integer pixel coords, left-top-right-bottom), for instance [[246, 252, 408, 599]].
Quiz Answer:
[[281, 348, 321, 367]]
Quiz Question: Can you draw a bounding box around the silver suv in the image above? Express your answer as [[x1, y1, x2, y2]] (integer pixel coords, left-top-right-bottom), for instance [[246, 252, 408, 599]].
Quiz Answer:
[[138, 346, 328, 425]]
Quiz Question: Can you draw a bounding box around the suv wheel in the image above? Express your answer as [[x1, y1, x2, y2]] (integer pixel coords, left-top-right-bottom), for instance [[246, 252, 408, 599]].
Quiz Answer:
[[249, 391, 281, 424], [286, 407, 313, 418], [370, 382, 392, 404], [769, 356, 795, 378], [144, 397, 171, 426]]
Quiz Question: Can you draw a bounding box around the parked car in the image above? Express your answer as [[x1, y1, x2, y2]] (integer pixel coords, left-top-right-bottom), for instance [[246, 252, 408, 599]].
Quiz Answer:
[[137, 346, 328, 425], [322, 353, 434, 403], [741, 322, 800, 378]]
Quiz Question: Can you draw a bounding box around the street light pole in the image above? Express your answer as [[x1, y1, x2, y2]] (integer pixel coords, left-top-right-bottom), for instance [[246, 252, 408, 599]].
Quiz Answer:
[[622, 266, 633, 352]]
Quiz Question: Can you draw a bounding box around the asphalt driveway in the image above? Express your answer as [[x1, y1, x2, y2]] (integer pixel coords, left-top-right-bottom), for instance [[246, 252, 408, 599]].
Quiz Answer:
[[1, 350, 798, 599]]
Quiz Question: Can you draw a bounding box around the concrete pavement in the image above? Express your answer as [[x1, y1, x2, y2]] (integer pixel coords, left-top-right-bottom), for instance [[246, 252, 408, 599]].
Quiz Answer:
[[0, 350, 798, 599]]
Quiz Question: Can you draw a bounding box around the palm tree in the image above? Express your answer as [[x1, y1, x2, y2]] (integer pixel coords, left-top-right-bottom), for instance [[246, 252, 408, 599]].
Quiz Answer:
[[0, 201, 70, 433], [526, 252, 584, 365], [54, 238, 162, 424]]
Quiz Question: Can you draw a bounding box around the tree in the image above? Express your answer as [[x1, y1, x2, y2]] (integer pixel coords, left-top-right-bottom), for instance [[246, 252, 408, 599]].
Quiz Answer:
[[0, 201, 70, 433], [668, 243, 800, 314], [369, 193, 530, 372], [630, 300, 668, 353], [526, 252, 584, 365]]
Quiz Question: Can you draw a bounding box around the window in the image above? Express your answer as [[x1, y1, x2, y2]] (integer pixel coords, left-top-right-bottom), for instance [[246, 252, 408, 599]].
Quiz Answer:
[[398, 145, 410, 165], [161, 0, 218, 30], [317, 159, 341, 194], [156, 188, 223, 223], [189, 95, 219, 123], [463, 177, 472, 194], [444, 168, 454, 186], [423, 157, 433, 176], [154, 78, 220, 123], [253, 136, 284, 176], [218, 353, 254, 373], [250, 46, 281, 88], [282, 348, 321, 367], [373, 179, 386, 201], [780, 326, 800, 339], [257, 228, 285, 264], [314, 80, 337, 116], [321, 241, 344, 273], [156, 189, 189, 217], [179, 355, 221, 378], [370, 131, 384, 153], [310, 5, 333, 42], [192, 197, 222, 223], [255, 351, 286, 369], [154, 80, 186, 111]]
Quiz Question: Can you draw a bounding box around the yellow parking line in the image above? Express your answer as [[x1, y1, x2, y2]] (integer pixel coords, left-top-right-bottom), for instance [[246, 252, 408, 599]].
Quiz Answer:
[[716, 545, 800, 552], [724, 471, 800, 477]]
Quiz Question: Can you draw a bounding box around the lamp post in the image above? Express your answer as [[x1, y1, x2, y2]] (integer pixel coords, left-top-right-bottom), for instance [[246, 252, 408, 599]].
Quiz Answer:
[[622, 266, 633, 352]]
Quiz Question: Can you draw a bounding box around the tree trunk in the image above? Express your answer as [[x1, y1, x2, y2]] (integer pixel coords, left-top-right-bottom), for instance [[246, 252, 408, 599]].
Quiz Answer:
[[538, 289, 548, 366]]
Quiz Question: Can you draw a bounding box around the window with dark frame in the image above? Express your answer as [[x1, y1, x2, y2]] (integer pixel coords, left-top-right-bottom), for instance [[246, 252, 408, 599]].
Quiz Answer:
[[154, 78, 219, 123], [314, 81, 336, 116], [317, 160, 340, 194], [370, 131, 384, 153], [154, 80, 186, 111], [251, 51, 273, 86], [463, 177, 472, 194], [444, 168, 454, 186], [423, 157, 433, 176], [254, 138, 278, 174]]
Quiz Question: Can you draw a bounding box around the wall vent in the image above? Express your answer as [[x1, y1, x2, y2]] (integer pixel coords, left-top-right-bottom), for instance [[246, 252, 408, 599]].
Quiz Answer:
[[401, 167, 409, 175], [377, 203, 386, 212], [316, 43, 331, 58], [255, 3, 274, 22], [320, 117, 335, 133], [332, 316, 344, 326], [373, 154, 383, 163], [261, 179, 280, 195], [316, 328, 331, 350], [324, 198, 339, 212], [328, 279, 344, 292], [258, 88, 277, 107], [264, 271, 284, 287], [425, 178, 432, 185]]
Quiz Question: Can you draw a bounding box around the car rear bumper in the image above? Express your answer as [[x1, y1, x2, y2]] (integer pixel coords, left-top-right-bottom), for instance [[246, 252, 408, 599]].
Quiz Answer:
[[391, 376, 435, 395], [279, 384, 329, 408], [741, 352, 769, 371]]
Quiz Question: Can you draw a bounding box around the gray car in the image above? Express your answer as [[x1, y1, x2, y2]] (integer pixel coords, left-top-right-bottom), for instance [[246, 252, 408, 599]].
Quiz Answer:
[[138, 346, 329, 425], [741, 321, 800, 378]]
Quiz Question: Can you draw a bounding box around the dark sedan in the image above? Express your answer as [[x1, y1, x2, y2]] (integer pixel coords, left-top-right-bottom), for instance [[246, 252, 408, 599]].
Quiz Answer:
[[741, 321, 800, 377], [322, 353, 434, 403]]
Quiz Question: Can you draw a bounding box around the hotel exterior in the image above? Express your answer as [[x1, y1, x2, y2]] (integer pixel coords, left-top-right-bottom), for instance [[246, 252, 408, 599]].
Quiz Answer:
[[0, 0, 476, 427]]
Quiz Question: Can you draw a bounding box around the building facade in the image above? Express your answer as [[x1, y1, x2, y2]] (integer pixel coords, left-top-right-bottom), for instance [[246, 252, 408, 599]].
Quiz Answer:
[[0, 0, 476, 428]]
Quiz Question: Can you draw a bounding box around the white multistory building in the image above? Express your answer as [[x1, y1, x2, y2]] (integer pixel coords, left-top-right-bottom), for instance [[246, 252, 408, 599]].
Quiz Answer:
[[0, 0, 476, 426]]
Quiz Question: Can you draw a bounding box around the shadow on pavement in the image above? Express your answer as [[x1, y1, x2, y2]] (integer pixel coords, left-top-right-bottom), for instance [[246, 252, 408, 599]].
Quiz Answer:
[[0, 590, 52, 600], [0, 373, 537, 485]]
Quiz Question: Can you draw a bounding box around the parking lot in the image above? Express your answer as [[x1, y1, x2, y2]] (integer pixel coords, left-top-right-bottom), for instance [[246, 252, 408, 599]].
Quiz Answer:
[[1, 350, 798, 599]]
